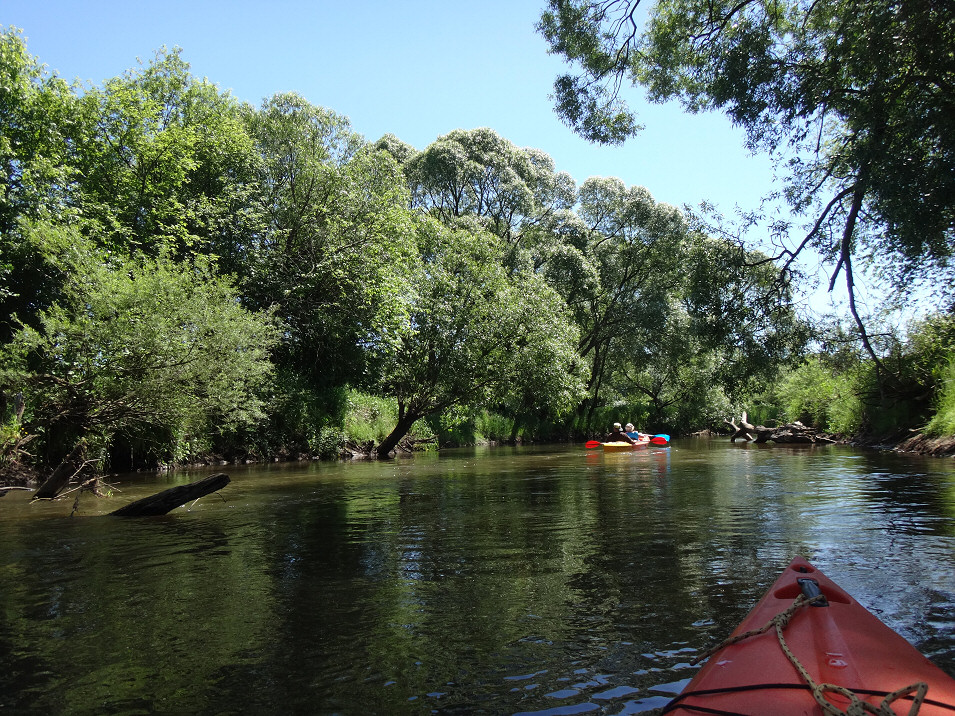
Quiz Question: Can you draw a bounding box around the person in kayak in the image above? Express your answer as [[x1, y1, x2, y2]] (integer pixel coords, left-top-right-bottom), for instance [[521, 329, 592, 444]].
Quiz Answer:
[[625, 423, 643, 440], [606, 423, 638, 444]]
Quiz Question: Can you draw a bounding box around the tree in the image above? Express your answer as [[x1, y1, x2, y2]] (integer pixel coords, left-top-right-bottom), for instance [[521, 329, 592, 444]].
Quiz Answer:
[[1, 222, 279, 472], [0, 27, 79, 342], [374, 217, 585, 456], [244, 93, 417, 394], [607, 237, 809, 430], [538, 0, 955, 367], [72, 47, 262, 261], [523, 174, 806, 432], [558, 177, 689, 427], [405, 128, 577, 261]]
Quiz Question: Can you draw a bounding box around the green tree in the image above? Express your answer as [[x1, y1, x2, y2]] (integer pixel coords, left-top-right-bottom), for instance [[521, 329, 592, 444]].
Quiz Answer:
[[405, 128, 577, 261], [72, 47, 262, 261], [538, 0, 955, 370], [0, 27, 79, 341], [1, 222, 278, 472], [560, 177, 689, 428], [244, 93, 417, 396], [776, 356, 863, 434], [611, 237, 808, 430], [528, 175, 806, 432], [375, 217, 585, 456]]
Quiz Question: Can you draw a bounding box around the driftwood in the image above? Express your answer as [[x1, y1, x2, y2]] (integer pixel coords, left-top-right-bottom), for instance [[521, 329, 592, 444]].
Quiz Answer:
[[109, 473, 230, 516], [33, 441, 90, 500], [724, 411, 836, 445]]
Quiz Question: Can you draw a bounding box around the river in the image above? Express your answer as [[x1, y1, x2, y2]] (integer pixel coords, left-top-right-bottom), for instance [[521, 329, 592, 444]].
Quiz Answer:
[[1, 438, 954, 715]]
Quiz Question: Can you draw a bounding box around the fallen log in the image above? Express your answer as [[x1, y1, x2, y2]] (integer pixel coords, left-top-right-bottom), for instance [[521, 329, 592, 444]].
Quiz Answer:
[[724, 411, 836, 445], [109, 473, 230, 516], [33, 441, 89, 500]]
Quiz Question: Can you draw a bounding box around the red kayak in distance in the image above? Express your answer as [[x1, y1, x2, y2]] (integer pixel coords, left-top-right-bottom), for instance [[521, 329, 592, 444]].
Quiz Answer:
[[662, 556, 955, 715]]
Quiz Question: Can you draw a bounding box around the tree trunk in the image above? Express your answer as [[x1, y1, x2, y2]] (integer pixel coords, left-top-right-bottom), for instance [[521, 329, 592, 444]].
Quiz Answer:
[[376, 411, 421, 459], [33, 441, 88, 500], [109, 473, 230, 516]]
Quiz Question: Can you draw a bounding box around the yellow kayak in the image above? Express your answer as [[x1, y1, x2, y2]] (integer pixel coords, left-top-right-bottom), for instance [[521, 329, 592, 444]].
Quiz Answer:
[[602, 439, 650, 451]]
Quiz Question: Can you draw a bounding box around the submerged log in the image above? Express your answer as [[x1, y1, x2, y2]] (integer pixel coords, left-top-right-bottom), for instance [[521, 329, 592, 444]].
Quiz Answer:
[[109, 473, 230, 516], [724, 412, 836, 445]]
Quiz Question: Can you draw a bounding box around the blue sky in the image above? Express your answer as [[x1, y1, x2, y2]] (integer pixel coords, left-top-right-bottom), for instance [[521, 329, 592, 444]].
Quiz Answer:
[[4, 0, 850, 313]]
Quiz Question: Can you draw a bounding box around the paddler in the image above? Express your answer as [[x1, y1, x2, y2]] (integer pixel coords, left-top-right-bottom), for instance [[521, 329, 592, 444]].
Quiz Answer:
[[606, 422, 638, 444]]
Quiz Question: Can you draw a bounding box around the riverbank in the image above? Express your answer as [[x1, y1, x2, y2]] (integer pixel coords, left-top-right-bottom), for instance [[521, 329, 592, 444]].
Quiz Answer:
[[5, 431, 955, 491], [895, 433, 955, 457]]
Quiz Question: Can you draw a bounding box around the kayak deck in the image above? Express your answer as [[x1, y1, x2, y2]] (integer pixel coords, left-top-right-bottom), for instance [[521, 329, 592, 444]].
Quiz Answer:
[[664, 556, 955, 715]]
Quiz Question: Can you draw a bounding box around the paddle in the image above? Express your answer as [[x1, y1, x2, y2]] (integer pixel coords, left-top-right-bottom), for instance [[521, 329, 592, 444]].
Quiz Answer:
[[585, 440, 602, 448]]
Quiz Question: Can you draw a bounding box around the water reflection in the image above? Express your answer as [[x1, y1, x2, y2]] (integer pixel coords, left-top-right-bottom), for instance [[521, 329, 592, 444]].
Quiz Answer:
[[1, 440, 954, 714]]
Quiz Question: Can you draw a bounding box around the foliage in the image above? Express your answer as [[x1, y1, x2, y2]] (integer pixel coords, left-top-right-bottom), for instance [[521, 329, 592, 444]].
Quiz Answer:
[[375, 217, 586, 455], [536, 176, 807, 432], [537, 0, 955, 381], [405, 128, 576, 252], [897, 312, 955, 403], [244, 93, 417, 391], [776, 356, 863, 435], [6, 26, 953, 482], [924, 359, 955, 438], [0, 28, 79, 342], [344, 391, 400, 445], [72, 47, 262, 260], [0, 223, 278, 467], [0, 28, 77, 232], [249, 368, 348, 460]]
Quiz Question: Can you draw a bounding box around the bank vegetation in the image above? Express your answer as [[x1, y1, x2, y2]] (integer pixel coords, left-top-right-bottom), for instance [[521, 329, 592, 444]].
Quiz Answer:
[[2, 12, 953, 491]]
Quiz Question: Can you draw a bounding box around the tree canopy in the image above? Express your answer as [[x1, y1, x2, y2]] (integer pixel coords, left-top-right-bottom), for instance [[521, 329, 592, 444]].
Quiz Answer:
[[0, 26, 821, 478], [538, 0, 955, 316], [375, 216, 586, 455]]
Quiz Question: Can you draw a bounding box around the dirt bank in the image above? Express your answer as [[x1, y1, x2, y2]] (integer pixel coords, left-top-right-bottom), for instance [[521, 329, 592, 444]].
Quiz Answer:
[[894, 433, 955, 457]]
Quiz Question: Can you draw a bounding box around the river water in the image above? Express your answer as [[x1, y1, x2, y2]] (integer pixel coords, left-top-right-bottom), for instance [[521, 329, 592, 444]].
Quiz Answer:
[[1, 438, 954, 715]]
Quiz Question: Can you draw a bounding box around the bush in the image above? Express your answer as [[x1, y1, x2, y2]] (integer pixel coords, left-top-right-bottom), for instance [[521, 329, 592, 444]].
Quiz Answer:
[[924, 359, 955, 437], [344, 391, 399, 444], [1, 225, 279, 469], [776, 356, 862, 435]]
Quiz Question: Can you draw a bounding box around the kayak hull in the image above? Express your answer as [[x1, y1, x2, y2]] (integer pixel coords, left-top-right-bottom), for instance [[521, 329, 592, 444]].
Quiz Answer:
[[665, 556, 955, 715], [602, 440, 650, 451]]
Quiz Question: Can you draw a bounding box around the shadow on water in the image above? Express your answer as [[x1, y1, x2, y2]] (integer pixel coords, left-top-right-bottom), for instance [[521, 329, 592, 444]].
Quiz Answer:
[[1, 439, 954, 714]]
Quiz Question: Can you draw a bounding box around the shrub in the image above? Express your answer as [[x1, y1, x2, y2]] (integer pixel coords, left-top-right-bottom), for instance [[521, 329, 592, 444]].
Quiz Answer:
[[776, 356, 862, 434]]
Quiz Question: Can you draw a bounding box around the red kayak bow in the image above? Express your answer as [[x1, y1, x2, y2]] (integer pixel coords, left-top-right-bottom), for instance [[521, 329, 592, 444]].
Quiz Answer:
[[662, 556, 955, 715]]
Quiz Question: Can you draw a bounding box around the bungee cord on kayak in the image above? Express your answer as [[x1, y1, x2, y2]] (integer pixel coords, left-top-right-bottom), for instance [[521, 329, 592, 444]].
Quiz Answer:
[[683, 593, 930, 716]]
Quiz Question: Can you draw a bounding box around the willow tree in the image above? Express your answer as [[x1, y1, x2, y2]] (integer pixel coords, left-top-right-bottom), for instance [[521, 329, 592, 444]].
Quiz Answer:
[[375, 217, 585, 457], [538, 0, 955, 382], [403, 128, 577, 265], [550, 177, 690, 428], [607, 235, 809, 430]]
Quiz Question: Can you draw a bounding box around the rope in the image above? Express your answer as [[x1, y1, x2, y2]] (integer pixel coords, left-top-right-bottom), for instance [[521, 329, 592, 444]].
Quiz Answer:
[[687, 594, 929, 716]]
